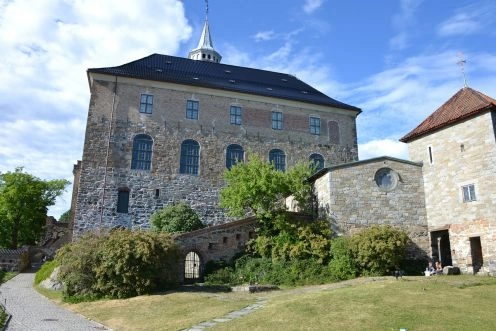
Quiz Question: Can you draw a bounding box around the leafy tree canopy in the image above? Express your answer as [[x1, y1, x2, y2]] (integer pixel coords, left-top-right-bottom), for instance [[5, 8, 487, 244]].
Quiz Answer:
[[150, 202, 204, 234], [219, 153, 314, 223], [59, 209, 71, 223], [0, 167, 69, 248]]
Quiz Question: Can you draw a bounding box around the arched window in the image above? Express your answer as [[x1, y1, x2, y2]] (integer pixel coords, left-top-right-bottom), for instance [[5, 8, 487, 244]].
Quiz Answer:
[[131, 134, 153, 170], [269, 149, 286, 171], [184, 251, 201, 283], [226, 144, 244, 169], [309, 153, 325, 171], [328, 121, 340, 144], [180, 139, 200, 175]]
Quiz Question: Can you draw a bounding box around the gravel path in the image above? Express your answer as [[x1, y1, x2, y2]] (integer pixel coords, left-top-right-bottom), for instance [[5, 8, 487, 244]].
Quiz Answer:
[[0, 272, 110, 331]]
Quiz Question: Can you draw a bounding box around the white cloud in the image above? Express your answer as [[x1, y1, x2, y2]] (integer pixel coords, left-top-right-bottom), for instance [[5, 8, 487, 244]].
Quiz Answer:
[[0, 0, 192, 218], [438, 14, 480, 37], [359, 139, 409, 160], [303, 0, 325, 14], [389, 0, 424, 51], [253, 30, 276, 42]]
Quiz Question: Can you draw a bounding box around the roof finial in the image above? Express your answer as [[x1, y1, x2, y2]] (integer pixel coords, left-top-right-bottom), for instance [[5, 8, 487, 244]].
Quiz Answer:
[[457, 52, 468, 88], [205, 0, 209, 20]]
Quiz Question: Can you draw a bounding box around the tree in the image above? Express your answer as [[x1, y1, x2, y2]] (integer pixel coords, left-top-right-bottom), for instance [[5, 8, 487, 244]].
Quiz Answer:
[[220, 153, 330, 261], [150, 202, 204, 234], [0, 168, 69, 248], [59, 209, 71, 223]]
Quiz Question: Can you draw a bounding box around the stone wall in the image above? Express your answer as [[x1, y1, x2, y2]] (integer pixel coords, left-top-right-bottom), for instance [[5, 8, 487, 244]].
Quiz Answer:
[[0, 247, 29, 272], [73, 75, 359, 236], [408, 111, 496, 274], [174, 217, 257, 283], [312, 156, 429, 260]]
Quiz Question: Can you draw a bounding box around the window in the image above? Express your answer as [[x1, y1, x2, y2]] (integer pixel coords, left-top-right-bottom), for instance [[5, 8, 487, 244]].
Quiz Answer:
[[186, 100, 199, 119], [374, 168, 399, 192], [230, 106, 242, 125], [309, 153, 325, 171], [131, 134, 153, 170], [328, 121, 340, 144], [310, 117, 321, 135], [272, 111, 283, 130], [226, 144, 244, 169], [428, 146, 434, 165], [462, 184, 476, 202], [180, 139, 200, 175], [117, 188, 129, 213], [139, 94, 153, 114], [269, 149, 286, 171]]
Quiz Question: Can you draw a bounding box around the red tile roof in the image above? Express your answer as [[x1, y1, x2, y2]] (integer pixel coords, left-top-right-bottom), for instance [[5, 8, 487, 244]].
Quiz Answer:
[[400, 87, 496, 142]]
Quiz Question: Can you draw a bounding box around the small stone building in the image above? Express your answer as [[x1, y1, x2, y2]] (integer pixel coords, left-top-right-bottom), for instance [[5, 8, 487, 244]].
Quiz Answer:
[[0, 247, 29, 272], [308, 156, 429, 260], [401, 87, 496, 275]]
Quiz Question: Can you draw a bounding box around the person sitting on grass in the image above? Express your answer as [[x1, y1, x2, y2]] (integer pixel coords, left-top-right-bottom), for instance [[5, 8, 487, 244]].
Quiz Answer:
[[435, 261, 443, 274]]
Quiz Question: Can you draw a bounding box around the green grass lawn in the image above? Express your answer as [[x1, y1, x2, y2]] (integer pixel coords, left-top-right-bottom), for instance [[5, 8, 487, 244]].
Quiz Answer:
[[59, 275, 496, 331]]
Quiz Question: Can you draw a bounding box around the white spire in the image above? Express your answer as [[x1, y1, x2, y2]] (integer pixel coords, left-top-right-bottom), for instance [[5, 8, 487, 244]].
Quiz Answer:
[[188, 0, 222, 63]]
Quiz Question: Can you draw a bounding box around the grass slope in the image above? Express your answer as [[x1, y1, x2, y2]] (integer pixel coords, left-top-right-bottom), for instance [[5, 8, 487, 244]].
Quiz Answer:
[[63, 276, 496, 331]]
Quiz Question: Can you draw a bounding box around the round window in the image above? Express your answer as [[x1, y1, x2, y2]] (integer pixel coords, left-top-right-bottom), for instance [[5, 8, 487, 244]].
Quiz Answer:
[[374, 168, 398, 191]]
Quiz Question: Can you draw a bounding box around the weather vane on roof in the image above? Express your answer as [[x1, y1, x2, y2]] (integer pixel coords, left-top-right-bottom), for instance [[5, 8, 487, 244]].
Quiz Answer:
[[205, 0, 209, 19], [457, 52, 468, 88]]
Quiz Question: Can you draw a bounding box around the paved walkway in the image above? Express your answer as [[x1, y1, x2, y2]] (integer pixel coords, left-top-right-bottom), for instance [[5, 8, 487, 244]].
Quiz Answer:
[[0, 272, 110, 331]]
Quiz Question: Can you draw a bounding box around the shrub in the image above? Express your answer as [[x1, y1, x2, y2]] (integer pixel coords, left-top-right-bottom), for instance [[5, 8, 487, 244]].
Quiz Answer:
[[204, 267, 236, 285], [329, 236, 357, 281], [34, 259, 59, 285], [93, 230, 180, 298], [151, 202, 204, 234], [55, 229, 180, 300], [350, 225, 408, 276]]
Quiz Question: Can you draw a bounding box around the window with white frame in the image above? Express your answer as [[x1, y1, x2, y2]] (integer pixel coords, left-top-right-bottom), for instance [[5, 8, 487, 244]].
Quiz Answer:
[[462, 184, 476, 202], [309, 116, 320, 135], [139, 94, 153, 114]]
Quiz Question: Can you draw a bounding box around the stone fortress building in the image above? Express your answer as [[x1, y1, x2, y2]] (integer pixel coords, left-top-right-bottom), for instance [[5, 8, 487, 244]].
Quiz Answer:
[[70, 6, 496, 278]]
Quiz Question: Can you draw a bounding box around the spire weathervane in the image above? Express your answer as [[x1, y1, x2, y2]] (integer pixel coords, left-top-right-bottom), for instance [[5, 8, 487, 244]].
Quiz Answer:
[[205, 0, 209, 19], [457, 52, 468, 88]]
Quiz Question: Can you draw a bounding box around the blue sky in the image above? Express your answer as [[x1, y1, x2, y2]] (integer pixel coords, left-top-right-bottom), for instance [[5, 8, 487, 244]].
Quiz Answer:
[[1, 0, 496, 218]]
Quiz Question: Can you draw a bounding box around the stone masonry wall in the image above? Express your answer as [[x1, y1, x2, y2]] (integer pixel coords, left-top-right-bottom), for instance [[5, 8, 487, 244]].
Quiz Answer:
[[408, 111, 496, 274], [313, 157, 429, 260], [73, 75, 359, 236]]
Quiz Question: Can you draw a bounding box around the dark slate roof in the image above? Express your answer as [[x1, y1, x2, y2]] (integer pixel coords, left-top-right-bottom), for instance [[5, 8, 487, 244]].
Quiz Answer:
[[88, 54, 361, 112], [400, 87, 496, 142]]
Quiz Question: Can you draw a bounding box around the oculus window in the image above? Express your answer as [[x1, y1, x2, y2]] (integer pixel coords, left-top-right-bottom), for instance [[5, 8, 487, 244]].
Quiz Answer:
[[374, 168, 399, 192], [186, 100, 199, 120], [131, 134, 153, 170], [180, 139, 200, 175], [269, 149, 286, 171], [226, 144, 244, 169]]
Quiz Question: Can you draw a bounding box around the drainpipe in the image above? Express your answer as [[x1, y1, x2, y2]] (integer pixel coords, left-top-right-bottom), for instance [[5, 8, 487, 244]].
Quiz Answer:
[[100, 76, 118, 227]]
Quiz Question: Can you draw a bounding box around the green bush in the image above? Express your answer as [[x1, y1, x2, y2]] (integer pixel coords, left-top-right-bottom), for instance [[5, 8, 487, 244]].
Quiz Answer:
[[151, 202, 204, 234], [204, 267, 236, 285], [34, 259, 59, 285], [350, 225, 408, 276], [329, 236, 357, 281], [55, 229, 180, 300]]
